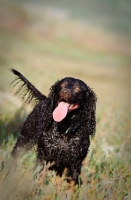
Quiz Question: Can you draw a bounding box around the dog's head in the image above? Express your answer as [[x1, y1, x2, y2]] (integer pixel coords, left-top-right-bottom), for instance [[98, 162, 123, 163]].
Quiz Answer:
[[53, 77, 88, 122], [44, 77, 96, 136]]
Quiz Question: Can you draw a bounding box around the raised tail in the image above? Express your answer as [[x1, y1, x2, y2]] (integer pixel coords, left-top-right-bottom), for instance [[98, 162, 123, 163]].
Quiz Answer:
[[11, 69, 47, 105]]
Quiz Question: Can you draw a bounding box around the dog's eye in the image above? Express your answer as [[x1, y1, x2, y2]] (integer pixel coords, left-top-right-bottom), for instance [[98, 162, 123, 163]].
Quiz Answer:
[[75, 87, 81, 92], [60, 82, 67, 88], [60, 81, 68, 88]]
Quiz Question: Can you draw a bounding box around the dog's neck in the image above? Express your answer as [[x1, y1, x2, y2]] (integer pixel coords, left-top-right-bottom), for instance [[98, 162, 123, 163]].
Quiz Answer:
[[55, 110, 84, 135]]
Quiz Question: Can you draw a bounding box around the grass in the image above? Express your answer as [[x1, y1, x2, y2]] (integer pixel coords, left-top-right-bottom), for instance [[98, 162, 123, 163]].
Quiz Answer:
[[0, 105, 131, 200], [0, 1, 131, 199]]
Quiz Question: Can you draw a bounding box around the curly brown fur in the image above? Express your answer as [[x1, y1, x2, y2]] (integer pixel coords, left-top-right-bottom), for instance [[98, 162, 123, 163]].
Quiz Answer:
[[11, 69, 97, 185]]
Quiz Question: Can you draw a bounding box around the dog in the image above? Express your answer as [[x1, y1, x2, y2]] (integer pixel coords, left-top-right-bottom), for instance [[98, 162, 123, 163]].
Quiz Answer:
[[11, 69, 97, 185]]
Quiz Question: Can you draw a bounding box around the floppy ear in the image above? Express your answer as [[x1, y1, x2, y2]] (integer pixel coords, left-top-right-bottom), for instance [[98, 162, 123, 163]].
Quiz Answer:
[[43, 80, 60, 131], [83, 86, 97, 137]]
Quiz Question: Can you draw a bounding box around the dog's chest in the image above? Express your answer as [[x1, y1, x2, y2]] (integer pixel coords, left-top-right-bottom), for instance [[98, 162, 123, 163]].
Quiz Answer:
[[41, 129, 81, 161], [42, 130, 70, 149]]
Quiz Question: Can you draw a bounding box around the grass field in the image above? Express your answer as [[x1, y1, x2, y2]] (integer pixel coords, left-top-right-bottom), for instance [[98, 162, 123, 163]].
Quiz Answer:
[[0, 1, 131, 199]]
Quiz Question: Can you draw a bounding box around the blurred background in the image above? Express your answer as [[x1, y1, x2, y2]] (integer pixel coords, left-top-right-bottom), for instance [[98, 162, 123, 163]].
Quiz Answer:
[[0, 1, 131, 198], [0, 0, 131, 109]]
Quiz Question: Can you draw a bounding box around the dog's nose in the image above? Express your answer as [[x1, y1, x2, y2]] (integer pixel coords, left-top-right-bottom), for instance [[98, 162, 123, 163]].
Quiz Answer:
[[60, 88, 71, 98]]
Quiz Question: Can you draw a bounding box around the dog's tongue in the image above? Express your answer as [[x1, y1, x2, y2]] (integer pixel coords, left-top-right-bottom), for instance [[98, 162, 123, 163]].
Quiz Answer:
[[53, 102, 70, 122]]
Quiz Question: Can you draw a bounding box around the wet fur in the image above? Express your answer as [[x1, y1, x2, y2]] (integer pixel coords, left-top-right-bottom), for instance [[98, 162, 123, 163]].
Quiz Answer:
[[11, 69, 97, 184]]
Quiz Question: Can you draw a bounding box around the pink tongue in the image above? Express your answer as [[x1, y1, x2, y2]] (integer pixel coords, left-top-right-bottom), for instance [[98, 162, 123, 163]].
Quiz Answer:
[[53, 102, 70, 122]]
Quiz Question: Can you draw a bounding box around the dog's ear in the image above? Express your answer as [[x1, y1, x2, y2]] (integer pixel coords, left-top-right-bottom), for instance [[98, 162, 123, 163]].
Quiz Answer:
[[43, 80, 60, 131], [47, 80, 60, 108], [83, 86, 97, 137], [10, 69, 46, 106]]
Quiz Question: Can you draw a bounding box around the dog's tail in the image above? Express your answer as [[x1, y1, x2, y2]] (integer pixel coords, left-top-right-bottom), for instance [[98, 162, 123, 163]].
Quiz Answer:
[[11, 69, 47, 105]]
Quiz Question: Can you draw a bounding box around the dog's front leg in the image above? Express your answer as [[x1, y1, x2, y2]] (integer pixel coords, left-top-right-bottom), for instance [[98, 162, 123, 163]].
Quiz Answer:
[[67, 162, 82, 186]]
